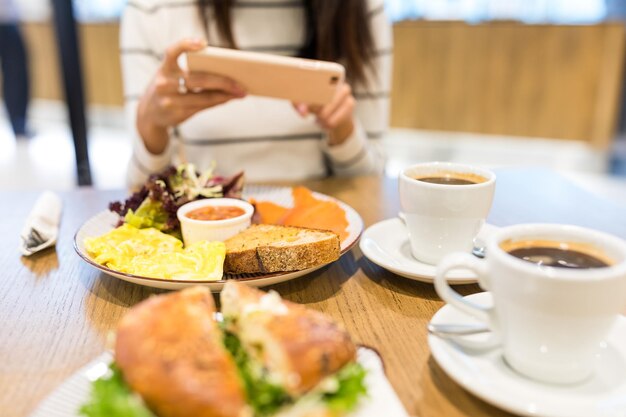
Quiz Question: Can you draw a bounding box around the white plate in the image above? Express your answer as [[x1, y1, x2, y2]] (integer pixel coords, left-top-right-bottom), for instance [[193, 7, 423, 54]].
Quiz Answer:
[[428, 292, 626, 417], [74, 185, 363, 291], [29, 347, 409, 417], [359, 218, 497, 284]]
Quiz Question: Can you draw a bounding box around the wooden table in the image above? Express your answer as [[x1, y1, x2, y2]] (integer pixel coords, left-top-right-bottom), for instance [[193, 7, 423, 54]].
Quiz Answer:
[[2, 168, 626, 417]]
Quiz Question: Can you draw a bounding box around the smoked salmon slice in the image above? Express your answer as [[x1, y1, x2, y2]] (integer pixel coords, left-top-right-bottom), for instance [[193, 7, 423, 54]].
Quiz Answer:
[[253, 187, 349, 242]]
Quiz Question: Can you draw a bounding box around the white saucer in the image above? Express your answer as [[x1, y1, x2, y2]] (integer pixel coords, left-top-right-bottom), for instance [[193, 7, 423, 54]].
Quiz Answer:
[[359, 218, 497, 284], [428, 292, 626, 417]]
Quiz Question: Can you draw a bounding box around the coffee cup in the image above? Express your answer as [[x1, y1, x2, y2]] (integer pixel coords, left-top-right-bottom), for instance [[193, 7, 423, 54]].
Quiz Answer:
[[435, 223, 626, 384], [399, 162, 496, 265]]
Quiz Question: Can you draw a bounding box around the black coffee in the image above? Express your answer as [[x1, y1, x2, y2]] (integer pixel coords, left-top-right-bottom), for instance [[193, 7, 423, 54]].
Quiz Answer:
[[412, 170, 488, 185], [507, 246, 609, 269], [417, 176, 476, 185]]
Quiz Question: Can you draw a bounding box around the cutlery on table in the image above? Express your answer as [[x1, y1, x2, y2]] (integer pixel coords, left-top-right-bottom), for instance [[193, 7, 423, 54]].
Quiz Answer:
[[427, 322, 491, 337], [19, 191, 63, 256]]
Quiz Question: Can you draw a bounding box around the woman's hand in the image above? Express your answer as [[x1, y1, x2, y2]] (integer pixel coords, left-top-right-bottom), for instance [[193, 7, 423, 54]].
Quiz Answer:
[[293, 83, 355, 146], [137, 38, 247, 154]]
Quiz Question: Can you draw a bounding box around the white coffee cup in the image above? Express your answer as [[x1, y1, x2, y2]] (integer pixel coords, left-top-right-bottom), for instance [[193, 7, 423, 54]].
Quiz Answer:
[[399, 162, 496, 265], [435, 224, 626, 384]]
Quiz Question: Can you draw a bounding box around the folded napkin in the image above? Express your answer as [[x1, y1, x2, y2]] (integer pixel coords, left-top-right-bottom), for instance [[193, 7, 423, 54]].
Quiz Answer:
[[19, 191, 63, 256]]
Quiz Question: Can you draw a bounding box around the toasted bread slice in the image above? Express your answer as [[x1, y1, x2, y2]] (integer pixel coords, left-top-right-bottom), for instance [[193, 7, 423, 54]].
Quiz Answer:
[[115, 287, 251, 417], [221, 281, 357, 396], [224, 224, 340, 274]]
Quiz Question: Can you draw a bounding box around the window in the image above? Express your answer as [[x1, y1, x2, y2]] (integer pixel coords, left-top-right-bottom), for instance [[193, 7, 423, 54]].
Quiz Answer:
[[385, 0, 609, 24], [15, 0, 616, 24], [74, 0, 126, 22]]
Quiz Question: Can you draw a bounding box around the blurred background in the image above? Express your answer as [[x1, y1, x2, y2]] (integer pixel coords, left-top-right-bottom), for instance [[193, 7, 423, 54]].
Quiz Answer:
[[2, 0, 626, 197]]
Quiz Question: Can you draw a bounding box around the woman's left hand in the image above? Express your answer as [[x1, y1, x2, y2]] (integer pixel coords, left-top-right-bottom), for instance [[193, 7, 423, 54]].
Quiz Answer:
[[293, 83, 355, 146]]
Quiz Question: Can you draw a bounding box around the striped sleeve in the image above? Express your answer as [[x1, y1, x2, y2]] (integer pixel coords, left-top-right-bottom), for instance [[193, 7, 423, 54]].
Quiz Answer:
[[120, 2, 176, 189], [323, 0, 392, 176]]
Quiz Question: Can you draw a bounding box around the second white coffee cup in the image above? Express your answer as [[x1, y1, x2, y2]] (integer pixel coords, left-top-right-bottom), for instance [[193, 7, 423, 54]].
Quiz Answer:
[[399, 162, 496, 265], [435, 223, 626, 384]]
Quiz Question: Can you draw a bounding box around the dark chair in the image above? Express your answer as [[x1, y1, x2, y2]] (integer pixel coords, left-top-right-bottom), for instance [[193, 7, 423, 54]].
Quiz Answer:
[[51, 0, 92, 186]]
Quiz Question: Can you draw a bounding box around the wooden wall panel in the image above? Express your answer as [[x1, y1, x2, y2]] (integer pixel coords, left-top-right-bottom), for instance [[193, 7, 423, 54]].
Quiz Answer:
[[21, 23, 63, 102], [22, 22, 123, 107], [18, 21, 626, 148], [391, 22, 626, 148], [80, 24, 123, 106]]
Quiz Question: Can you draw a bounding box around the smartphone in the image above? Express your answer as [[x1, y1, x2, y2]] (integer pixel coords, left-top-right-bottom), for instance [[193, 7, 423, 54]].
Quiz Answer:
[[185, 47, 345, 105]]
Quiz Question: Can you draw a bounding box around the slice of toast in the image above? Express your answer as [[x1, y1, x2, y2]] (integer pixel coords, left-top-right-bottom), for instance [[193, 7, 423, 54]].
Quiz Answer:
[[224, 224, 340, 274]]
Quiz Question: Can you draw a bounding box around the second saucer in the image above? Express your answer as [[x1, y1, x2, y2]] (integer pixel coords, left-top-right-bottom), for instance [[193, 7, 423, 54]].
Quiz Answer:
[[359, 217, 498, 284]]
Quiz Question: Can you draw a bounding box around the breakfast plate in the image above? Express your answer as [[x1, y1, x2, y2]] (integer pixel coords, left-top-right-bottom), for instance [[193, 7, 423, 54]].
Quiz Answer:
[[29, 347, 409, 417], [74, 185, 363, 291], [428, 292, 626, 417], [359, 218, 498, 284]]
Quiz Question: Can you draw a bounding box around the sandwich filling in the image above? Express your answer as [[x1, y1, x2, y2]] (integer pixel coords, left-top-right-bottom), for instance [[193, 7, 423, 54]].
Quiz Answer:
[[222, 329, 367, 416], [80, 330, 366, 417]]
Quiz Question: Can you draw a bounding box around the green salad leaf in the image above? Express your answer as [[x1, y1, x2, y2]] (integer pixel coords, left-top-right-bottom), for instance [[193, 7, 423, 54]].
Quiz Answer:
[[223, 331, 291, 416], [109, 164, 244, 237], [323, 362, 368, 412], [79, 364, 155, 417], [123, 199, 168, 231], [169, 163, 223, 201]]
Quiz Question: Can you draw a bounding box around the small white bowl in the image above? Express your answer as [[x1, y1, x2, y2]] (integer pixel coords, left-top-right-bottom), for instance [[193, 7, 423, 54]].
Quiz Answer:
[[177, 198, 254, 245]]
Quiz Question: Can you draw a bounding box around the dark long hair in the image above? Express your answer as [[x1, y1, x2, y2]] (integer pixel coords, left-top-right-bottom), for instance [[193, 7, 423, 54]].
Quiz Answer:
[[197, 0, 375, 85]]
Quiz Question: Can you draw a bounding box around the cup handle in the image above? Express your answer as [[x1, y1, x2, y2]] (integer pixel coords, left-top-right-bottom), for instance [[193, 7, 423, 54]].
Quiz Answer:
[[434, 252, 500, 349]]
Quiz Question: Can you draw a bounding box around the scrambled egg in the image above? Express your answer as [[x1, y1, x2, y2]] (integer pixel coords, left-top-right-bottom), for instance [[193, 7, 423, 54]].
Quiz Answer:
[[84, 224, 225, 280]]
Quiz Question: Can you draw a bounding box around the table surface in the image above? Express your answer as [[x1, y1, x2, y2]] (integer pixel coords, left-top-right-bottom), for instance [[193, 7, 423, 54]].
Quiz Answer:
[[2, 168, 626, 417]]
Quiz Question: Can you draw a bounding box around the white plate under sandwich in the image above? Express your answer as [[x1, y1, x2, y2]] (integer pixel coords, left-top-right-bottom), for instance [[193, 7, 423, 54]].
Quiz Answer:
[[29, 347, 409, 417]]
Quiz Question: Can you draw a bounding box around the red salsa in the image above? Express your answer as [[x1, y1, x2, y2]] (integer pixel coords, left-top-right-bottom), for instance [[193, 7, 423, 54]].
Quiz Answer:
[[187, 205, 246, 221]]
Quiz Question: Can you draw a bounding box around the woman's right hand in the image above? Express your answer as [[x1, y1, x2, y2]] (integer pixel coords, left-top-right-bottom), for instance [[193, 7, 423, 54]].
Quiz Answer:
[[136, 38, 247, 154]]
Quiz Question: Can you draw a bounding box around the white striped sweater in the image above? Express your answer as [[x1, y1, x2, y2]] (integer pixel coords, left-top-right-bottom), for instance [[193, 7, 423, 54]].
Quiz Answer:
[[120, 0, 392, 188]]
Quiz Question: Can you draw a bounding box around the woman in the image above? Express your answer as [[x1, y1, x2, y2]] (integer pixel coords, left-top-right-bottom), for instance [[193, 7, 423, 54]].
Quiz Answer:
[[121, 0, 392, 188]]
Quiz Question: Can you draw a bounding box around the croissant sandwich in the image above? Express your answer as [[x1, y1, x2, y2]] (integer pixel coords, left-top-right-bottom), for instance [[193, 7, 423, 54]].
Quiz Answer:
[[80, 282, 367, 417]]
